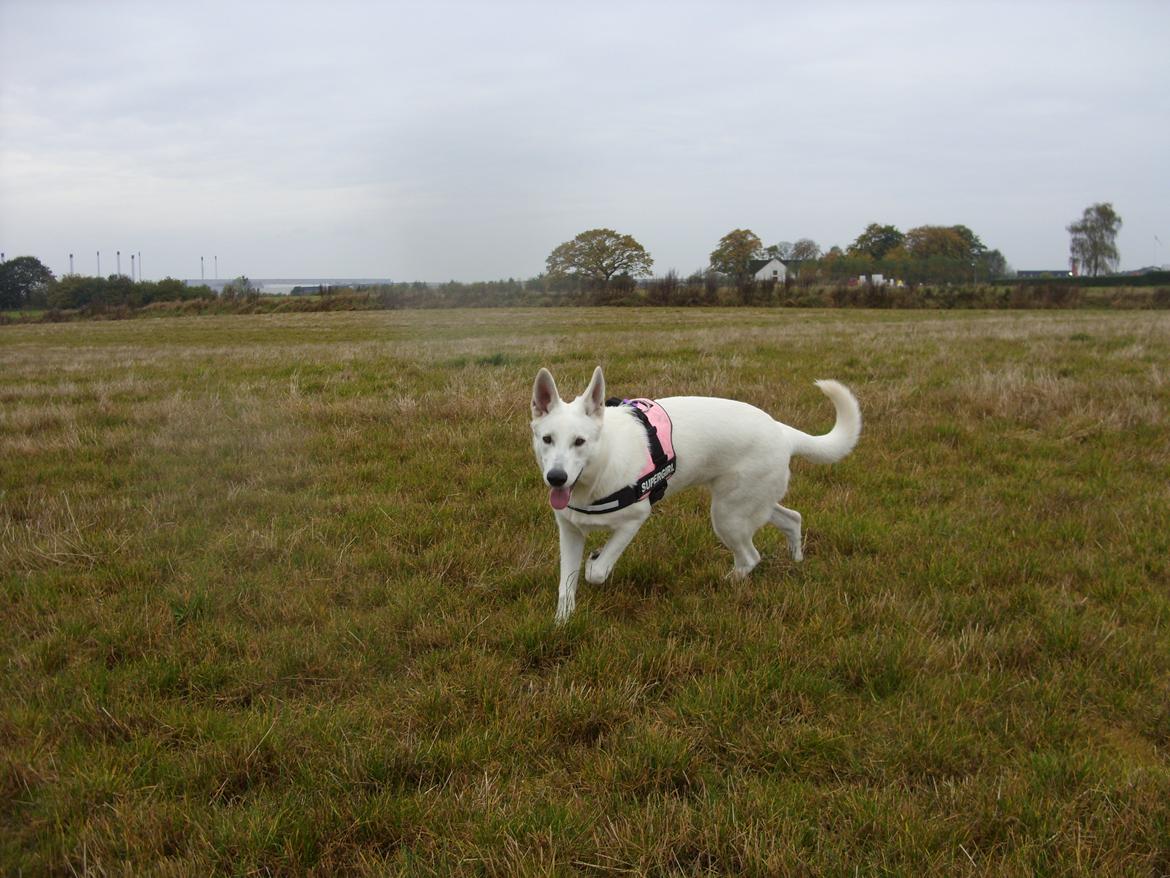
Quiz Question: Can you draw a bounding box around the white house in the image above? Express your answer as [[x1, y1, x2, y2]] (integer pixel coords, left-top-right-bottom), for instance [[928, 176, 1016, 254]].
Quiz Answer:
[[749, 258, 787, 282]]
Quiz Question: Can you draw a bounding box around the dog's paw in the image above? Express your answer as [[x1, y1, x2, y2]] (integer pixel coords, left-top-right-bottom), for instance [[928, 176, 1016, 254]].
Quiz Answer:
[[585, 553, 612, 585], [555, 600, 575, 624]]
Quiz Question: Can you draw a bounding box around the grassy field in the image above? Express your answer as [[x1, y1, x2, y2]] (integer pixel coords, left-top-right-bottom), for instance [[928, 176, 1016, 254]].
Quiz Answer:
[[2, 308, 1168, 875]]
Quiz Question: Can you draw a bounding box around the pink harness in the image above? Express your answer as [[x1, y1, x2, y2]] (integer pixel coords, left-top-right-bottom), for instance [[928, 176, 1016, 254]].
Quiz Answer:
[[568, 398, 677, 515], [628, 398, 675, 486]]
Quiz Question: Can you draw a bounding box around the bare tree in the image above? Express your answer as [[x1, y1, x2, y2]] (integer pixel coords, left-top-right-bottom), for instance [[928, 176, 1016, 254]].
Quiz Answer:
[[790, 238, 821, 261], [1067, 203, 1122, 276]]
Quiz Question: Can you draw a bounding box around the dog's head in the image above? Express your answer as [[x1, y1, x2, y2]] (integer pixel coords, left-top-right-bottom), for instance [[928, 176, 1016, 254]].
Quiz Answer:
[[531, 366, 606, 510]]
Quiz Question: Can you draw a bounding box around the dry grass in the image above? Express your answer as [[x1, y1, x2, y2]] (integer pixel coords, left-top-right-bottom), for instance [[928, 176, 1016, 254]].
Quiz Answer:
[[2, 308, 1169, 875]]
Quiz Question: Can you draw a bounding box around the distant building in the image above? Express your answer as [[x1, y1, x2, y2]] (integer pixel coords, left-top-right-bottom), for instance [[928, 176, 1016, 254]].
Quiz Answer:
[[1016, 270, 1073, 278], [749, 258, 787, 282], [1120, 266, 1170, 276]]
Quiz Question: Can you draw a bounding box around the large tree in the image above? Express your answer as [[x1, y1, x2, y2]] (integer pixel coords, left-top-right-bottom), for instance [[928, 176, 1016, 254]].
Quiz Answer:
[[545, 229, 653, 289], [904, 225, 985, 261], [0, 256, 55, 309], [847, 223, 905, 260], [710, 228, 764, 289], [1067, 202, 1122, 276]]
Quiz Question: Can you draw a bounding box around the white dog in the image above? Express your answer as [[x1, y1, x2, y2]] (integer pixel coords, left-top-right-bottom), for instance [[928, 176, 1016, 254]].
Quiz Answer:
[[531, 366, 861, 621]]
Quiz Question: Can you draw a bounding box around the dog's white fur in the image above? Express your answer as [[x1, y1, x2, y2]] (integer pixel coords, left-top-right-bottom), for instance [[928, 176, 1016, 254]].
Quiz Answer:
[[531, 366, 862, 621]]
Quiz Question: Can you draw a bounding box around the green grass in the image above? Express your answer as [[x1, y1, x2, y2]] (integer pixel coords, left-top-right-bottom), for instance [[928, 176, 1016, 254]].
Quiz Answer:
[[0, 310, 47, 321], [2, 308, 1169, 875]]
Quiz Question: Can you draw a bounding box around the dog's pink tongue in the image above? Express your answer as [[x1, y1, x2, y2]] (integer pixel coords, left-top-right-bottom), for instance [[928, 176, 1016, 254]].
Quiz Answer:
[[549, 487, 571, 510]]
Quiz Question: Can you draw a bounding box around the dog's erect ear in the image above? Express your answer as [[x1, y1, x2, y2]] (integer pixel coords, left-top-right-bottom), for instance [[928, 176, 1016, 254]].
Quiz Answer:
[[532, 368, 560, 418], [582, 366, 606, 421]]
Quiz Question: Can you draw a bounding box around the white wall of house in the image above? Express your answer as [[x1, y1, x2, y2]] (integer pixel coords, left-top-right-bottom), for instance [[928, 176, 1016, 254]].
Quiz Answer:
[[753, 258, 787, 282]]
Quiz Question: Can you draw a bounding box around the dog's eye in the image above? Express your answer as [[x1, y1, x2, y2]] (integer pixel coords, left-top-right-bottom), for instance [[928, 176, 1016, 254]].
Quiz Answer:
[[542, 435, 553, 445], [573, 437, 586, 447]]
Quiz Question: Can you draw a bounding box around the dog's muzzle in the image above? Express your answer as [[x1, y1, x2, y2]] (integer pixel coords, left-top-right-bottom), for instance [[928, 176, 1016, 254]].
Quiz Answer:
[[546, 467, 568, 487]]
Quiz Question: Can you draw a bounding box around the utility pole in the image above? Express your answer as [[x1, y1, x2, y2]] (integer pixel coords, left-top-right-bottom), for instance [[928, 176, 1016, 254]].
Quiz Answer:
[[69, 253, 74, 274], [130, 254, 135, 281], [138, 251, 143, 282], [117, 250, 121, 277], [97, 251, 101, 276], [201, 256, 205, 281]]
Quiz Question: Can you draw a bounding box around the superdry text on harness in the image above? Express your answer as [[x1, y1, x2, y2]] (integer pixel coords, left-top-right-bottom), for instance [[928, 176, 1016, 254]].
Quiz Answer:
[[568, 398, 677, 515]]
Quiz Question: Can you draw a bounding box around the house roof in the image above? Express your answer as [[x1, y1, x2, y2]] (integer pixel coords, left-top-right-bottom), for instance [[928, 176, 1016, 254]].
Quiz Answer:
[[749, 258, 780, 272]]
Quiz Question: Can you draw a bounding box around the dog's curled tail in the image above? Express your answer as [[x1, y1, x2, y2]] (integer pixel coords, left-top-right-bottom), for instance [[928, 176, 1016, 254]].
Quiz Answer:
[[790, 380, 862, 464]]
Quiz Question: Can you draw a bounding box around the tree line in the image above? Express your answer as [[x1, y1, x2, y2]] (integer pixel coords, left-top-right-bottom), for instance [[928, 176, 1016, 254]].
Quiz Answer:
[[0, 261, 215, 311], [540, 202, 1127, 303], [0, 202, 1139, 315], [545, 222, 1011, 304]]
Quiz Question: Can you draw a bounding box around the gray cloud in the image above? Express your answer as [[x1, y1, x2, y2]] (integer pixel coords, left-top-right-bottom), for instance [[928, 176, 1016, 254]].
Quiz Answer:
[[2, 0, 1168, 280]]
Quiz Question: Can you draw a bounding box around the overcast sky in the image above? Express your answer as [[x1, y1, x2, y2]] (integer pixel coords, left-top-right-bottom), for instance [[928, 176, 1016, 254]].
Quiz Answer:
[[1, 0, 1167, 282]]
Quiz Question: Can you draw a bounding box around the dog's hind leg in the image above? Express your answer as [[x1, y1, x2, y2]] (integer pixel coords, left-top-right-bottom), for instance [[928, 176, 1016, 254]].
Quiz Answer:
[[769, 504, 803, 561], [710, 491, 766, 578]]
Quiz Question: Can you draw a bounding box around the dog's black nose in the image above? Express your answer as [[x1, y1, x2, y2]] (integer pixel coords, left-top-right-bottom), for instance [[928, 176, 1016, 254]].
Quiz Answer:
[[546, 468, 568, 487]]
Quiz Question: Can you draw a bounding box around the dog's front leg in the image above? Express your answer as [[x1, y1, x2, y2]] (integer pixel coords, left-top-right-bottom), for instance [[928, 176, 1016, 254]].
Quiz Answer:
[[554, 515, 585, 623], [585, 503, 651, 585]]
